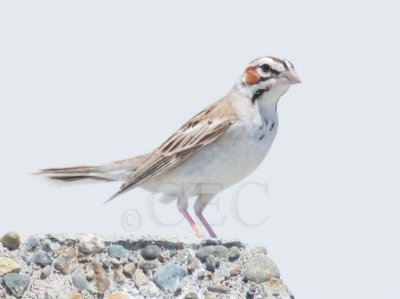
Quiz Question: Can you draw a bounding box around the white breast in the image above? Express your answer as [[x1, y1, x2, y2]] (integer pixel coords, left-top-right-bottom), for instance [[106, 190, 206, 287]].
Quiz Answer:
[[143, 91, 280, 198]]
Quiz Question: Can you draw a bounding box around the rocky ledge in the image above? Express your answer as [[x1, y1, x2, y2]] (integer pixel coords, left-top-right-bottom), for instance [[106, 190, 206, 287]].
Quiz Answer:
[[0, 232, 294, 299]]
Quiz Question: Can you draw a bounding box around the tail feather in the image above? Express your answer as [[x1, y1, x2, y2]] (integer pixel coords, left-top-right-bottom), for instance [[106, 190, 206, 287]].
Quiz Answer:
[[37, 153, 152, 185], [38, 165, 116, 183], [48, 175, 114, 182]]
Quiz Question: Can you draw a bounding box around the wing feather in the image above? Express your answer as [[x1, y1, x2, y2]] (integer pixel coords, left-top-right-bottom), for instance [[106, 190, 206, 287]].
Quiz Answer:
[[107, 98, 237, 201]]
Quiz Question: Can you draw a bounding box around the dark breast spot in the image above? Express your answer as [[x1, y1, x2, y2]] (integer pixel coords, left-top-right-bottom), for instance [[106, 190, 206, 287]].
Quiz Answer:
[[269, 122, 276, 132]]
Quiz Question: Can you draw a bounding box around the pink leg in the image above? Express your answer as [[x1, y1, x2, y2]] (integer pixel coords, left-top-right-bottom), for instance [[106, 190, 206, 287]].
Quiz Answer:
[[195, 211, 218, 238], [179, 208, 204, 238], [194, 194, 218, 238]]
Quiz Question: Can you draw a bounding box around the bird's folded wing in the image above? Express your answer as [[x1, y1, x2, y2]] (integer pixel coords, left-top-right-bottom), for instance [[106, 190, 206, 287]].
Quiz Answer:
[[107, 99, 237, 201]]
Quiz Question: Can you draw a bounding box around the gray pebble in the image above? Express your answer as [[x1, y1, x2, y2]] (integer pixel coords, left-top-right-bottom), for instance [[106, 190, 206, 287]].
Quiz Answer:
[[201, 239, 220, 246], [243, 255, 280, 283], [139, 260, 158, 274], [214, 267, 230, 280], [102, 259, 111, 270], [40, 265, 52, 279], [42, 240, 61, 252], [207, 285, 230, 294], [228, 246, 241, 261], [72, 274, 90, 291], [107, 244, 128, 259], [141, 245, 162, 260], [153, 264, 188, 292], [86, 270, 94, 281], [205, 256, 217, 272], [222, 241, 244, 248], [2, 273, 30, 298], [24, 236, 40, 252], [195, 245, 229, 262], [197, 271, 205, 280], [31, 250, 53, 267]]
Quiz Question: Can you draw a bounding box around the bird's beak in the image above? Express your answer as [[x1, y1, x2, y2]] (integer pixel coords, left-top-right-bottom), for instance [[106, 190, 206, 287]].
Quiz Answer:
[[282, 70, 301, 84]]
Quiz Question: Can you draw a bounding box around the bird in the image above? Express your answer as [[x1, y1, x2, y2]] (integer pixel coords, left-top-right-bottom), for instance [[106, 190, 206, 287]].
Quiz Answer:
[[38, 56, 300, 238]]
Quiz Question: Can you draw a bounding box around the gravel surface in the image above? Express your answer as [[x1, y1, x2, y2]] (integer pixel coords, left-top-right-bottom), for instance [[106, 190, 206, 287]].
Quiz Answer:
[[0, 233, 294, 299]]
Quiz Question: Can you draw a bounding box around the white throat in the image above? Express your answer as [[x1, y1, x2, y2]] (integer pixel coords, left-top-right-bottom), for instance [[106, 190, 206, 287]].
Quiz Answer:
[[234, 82, 290, 121], [257, 84, 289, 118]]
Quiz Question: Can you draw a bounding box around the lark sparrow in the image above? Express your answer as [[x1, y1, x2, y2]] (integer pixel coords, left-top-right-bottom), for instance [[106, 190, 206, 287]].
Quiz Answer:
[[39, 56, 300, 238]]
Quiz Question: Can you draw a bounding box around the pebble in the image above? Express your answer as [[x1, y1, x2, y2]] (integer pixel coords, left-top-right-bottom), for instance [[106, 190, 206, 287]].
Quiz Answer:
[[24, 236, 40, 252], [54, 248, 78, 275], [158, 252, 167, 263], [254, 246, 268, 255], [267, 277, 286, 291], [72, 273, 90, 291], [246, 286, 256, 299], [153, 264, 188, 292], [195, 245, 229, 262], [228, 246, 241, 261], [201, 239, 220, 246], [175, 286, 183, 297], [207, 285, 230, 294], [106, 292, 135, 299], [186, 262, 195, 273], [222, 240, 244, 248], [69, 293, 83, 299], [107, 244, 128, 259], [79, 234, 105, 254], [197, 271, 205, 280], [102, 259, 111, 270], [229, 267, 241, 276], [111, 257, 121, 267], [0, 257, 21, 275], [86, 270, 94, 281], [31, 250, 53, 267], [114, 267, 125, 284], [184, 292, 199, 299], [141, 245, 162, 260], [43, 240, 61, 252], [1, 232, 21, 250], [213, 267, 230, 281], [2, 273, 30, 298], [122, 262, 136, 278], [205, 256, 217, 272], [134, 268, 148, 287], [139, 260, 158, 274], [263, 278, 294, 298], [91, 261, 110, 294], [243, 254, 280, 283], [40, 265, 52, 279]]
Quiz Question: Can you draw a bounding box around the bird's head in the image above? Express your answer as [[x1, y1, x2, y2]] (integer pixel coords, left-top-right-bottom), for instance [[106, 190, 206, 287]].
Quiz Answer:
[[237, 56, 301, 101]]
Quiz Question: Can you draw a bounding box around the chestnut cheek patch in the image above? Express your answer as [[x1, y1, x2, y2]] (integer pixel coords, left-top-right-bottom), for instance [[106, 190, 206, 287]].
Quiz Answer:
[[244, 67, 261, 85]]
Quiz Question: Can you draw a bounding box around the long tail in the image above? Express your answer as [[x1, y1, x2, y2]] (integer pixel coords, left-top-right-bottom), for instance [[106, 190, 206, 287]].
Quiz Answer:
[[37, 154, 151, 184]]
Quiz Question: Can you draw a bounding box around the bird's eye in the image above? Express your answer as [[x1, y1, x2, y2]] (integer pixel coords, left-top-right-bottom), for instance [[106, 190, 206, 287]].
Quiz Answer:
[[261, 64, 271, 73]]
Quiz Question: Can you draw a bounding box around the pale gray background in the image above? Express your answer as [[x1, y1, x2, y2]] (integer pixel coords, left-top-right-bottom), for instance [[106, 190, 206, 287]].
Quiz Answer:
[[1, 1, 399, 298]]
